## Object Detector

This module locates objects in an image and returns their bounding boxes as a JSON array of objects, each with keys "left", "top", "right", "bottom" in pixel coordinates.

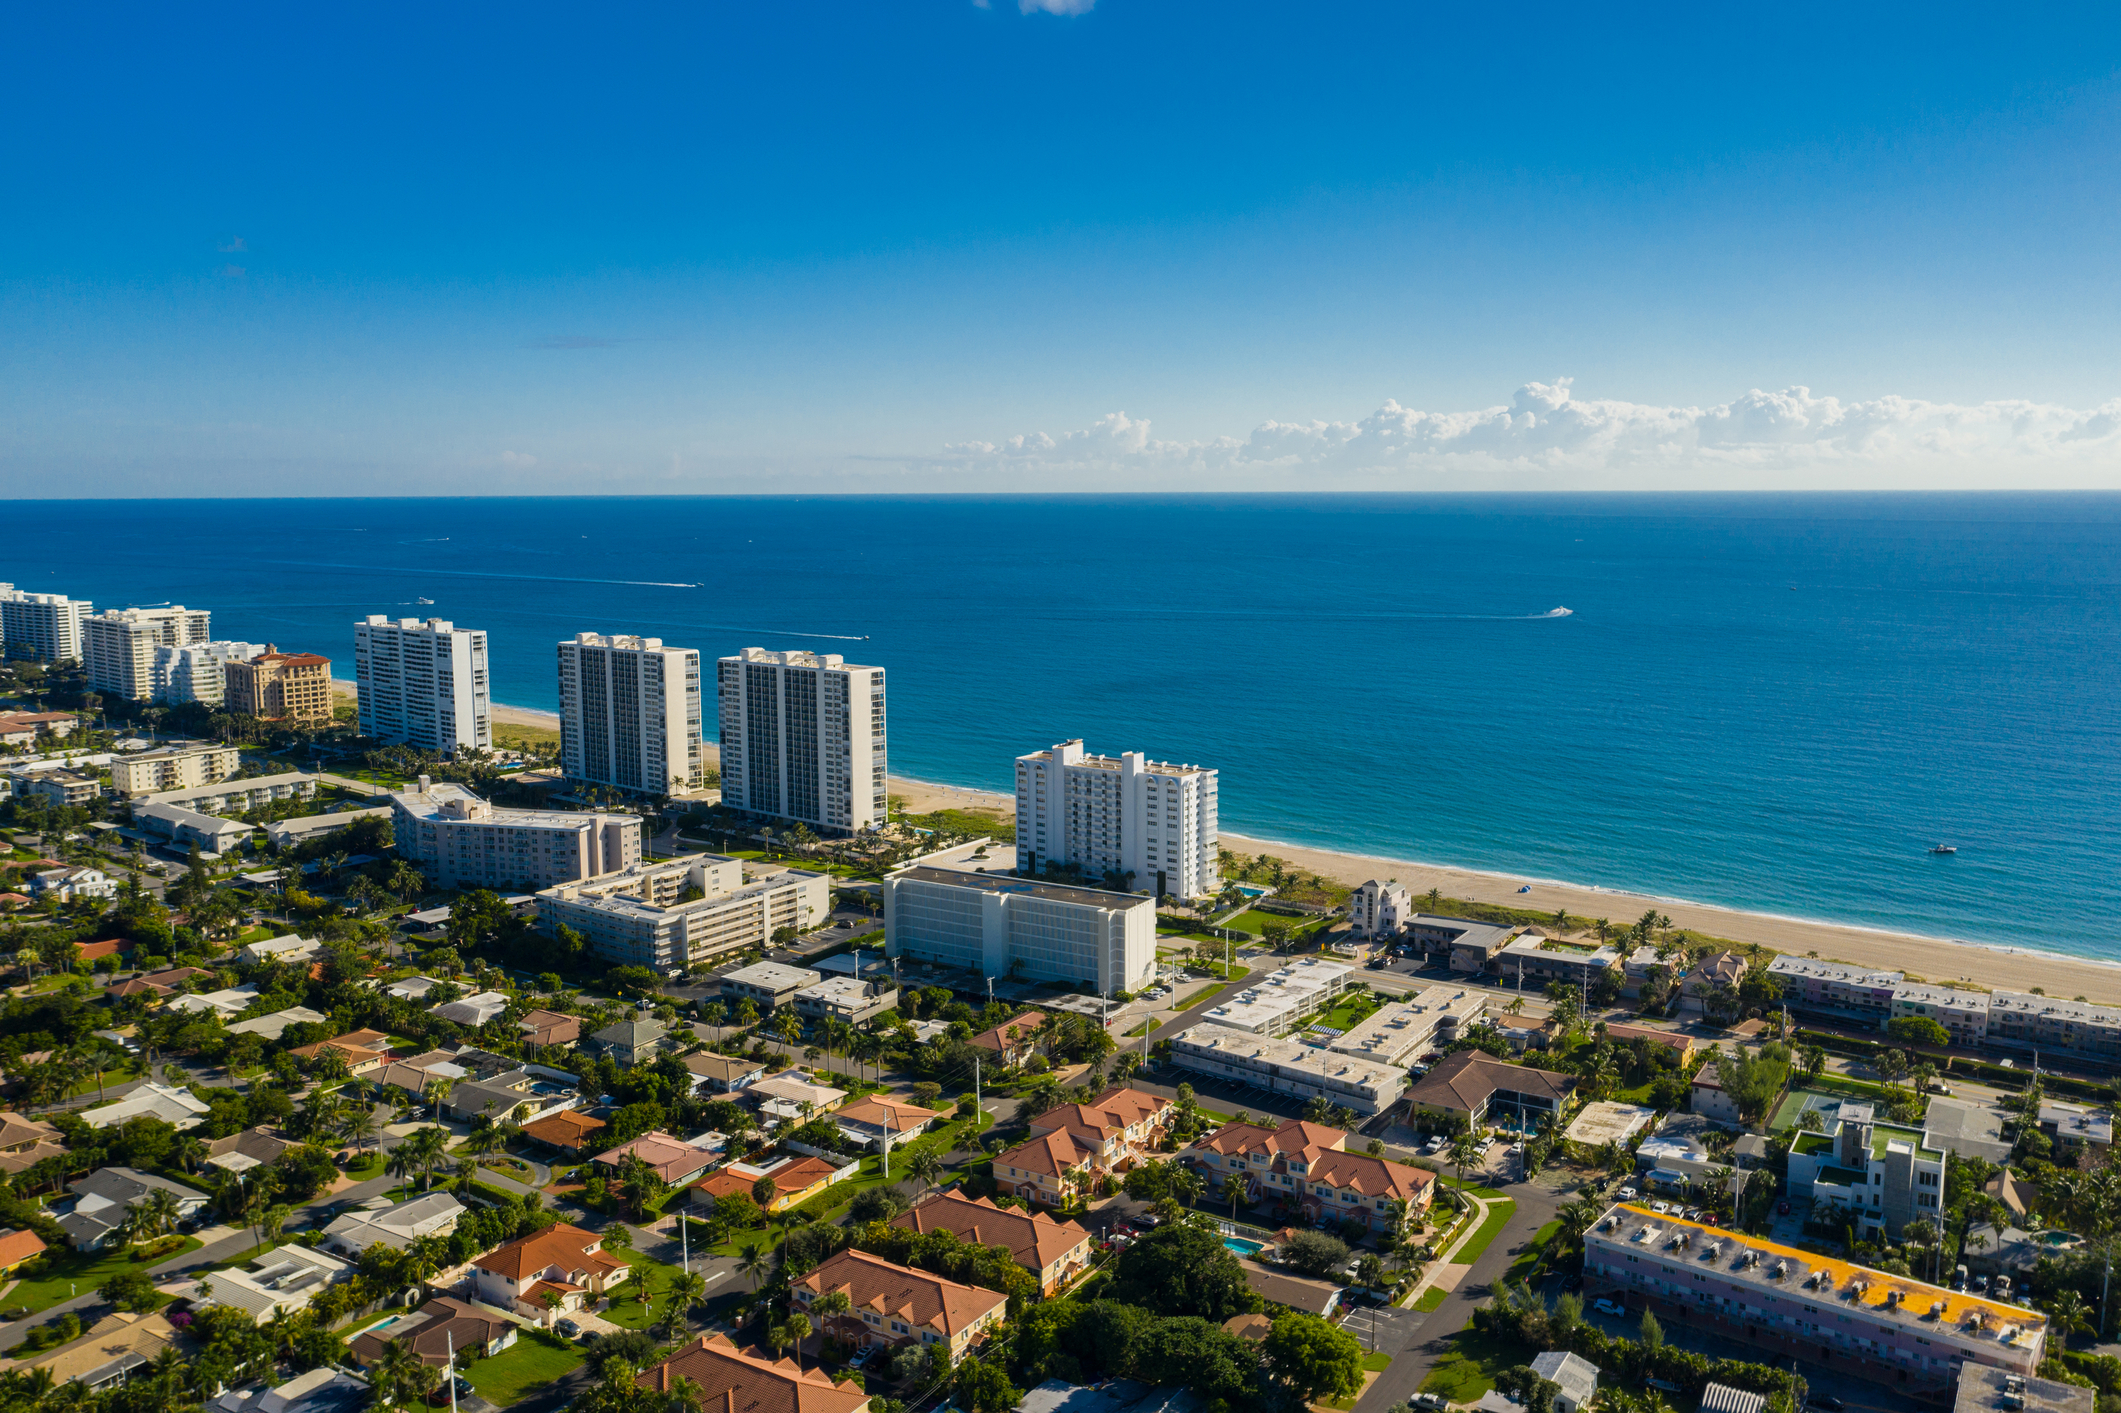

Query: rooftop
[{"left": 892, "top": 865, "right": 1156, "bottom": 910}]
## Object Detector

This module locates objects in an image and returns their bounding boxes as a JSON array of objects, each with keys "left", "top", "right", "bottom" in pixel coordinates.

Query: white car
[
  {"left": 1616, "top": 1186, "right": 1638, "bottom": 1199},
  {"left": 1650, "top": 1200, "right": 1671, "bottom": 1214},
  {"left": 1592, "top": 1298, "right": 1627, "bottom": 1318}
]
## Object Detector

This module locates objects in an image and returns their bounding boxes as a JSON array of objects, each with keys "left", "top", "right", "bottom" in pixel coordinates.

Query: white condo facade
[
  {"left": 1349, "top": 879, "right": 1414, "bottom": 938},
  {"left": 390, "top": 777, "right": 639, "bottom": 890},
  {"left": 0, "top": 585, "right": 92, "bottom": 664},
  {"left": 537, "top": 855, "right": 832, "bottom": 975},
  {"left": 112, "top": 744, "right": 244, "bottom": 799},
  {"left": 716, "top": 647, "right": 886, "bottom": 832},
  {"left": 84, "top": 606, "right": 214, "bottom": 701},
  {"left": 153, "top": 640, "right": 265, "bottom": 707},
  {"left": 558, "top": 633, "right": 703, "bottom": 794},
  {"left": 884, "top": 864, "right": 1156, "bottom": 995},
  {"left": 357, "top": 616, "right": 491, "bottom": 755},
  {"left": 1014, "top": 739, "right": 1218, "bottom": 900}
]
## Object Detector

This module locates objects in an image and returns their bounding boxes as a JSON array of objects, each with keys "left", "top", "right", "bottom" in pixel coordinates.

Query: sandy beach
[
  {"left": 332, "top": 681, "right": 560, "bottom": 730},
  {"left": 330, "top": 679, "right": 2121, "bottom": 1003}
]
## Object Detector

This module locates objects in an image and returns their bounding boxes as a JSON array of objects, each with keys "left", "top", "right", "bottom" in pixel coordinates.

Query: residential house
[
  {"left": 446, "top": 1069, "right": 573, "bottom": 1125},
  {"left": 968, "top": 1011, "right": 1049, "bottom": 1067},
  {"left": 587, "top": 1016, "right": 668, "bottom": 1066},
  {"left": 635, "top": 1334, "right": 870, "bottom": 1413},
  {"left": 2037, "top": 1102, "right": 2113, "bottom": 1155},
  {"left": 835, "top": 1095, "right": 942, "bottom": 1151},
  {"left": 382, "top": 974, "right": 446, "bottom": 1000},
  {"left": 29, "top": 865, "right": 116, "bottom": 903},
  {"left": 324, "top": 1192, "right": 467, "bottom": 1255},
  {"left": 1530, "top": 1352, "right": 1600, "bottom": 1413},
  {"left": 196, "top": 1246, "right": 351, "bottom": 1318},
  {"left": 471, "top": 1222, "right": 631, "bottom": 1323},
  {"left": 697, "top": 1153, "right": 841, "bottom": 1213},
  {"left": 81, "top": 1082, "right": 211, "bottom": 1132},
  {"left": 993, "top": 1086, "right": 1174, "bottom": 1207},
  {"left": 521, "top": 1110, "right": 609, "bottom": 1153},
  {"left": 237, "top": 934, "right": 320, "bottom": 967},
  {"left": 22, "top": 1309, "right": 180, "bottom": 1392},
  {"left": 1180, "top": 1117, "right": 1434, "bottom": 1234},
  {"left": 215, "top": 1367, "right": 374, "bottom": 1413},
  {"left": 890, "top": 1191, "right": 1093, "bottom": 1294},
  {"left": 742, "top": 1072, "right": 846, "bottom": 1123},
  {"left": 518, "top": 1009, "right": 581, "bottom": 1050},
  {"left": 289, "top": 1028, "right": 395, "bottom": 1074},
  {"left": 1347, "top": 878, "right": 1414, "bottom": 939},
  {"left": 1404, "top": 1051, "right": 1578, "bottom": 1133},
  {"left": 594, "top": 1130, "right": 724, "bottom": 1186},
  {"left": 226, "top": 1006, "right": 329, "bottom": 1041},
  {"left": 794, "top": 1249, "right": 1007, "bottom": 1359},
  {"left": 350, "top": 1295, "right": 519, "bottom": 1369},
  {"left": 59, "top": 1166, "right": 211, "bottom": 1248},
  {"left": 1690, "top": 1064, "right": 1741, "bottom": 1128},
  {"left": 170, "top": 984, "right": 261, "bottom": 1018},
  {"left": 1681, "top": 951, "right": 1749, "bottom": 1010},
  {"left": 73, "top": 938, "right": 132, "bottom": 967},
  {"left": 429, "top": 991, "right": 510, "bottom": 1027},
  {"left": 683, "top": 1051, "right": 767, "bottom": 1094},
  {"left": 1601, "top": 1021, "right": 1696, "bottom": 1066},
  {"left": 0, "top": 1112, "right": 65, "bottom": 1175},
  {"left": 1785, "top": 1101, "right": 1946, "bottom": 1239},
  {"left": 205, "top": 1125, "right": 299, "bottom": 1174},
  {"left": 0, "top": 1227, "right": 46, "bottom": 1276}
]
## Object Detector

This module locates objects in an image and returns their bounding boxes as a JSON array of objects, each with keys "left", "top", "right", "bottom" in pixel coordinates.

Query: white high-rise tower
[
  {"left": 1014, "top": 740, "right": 1219, "bottom": 900},
  {"left": 355, "top": 616, "right": 490, "bottom": 755},
  {"left": 715, "top": 647, "right": 886, "bottom": 832},
  {"left": 85, "top": 606, "right": 213, "bottom": 701},
  {"left": 0, "top": 585, "right": 93, "bottom": 664},
  {"left": 557, "top": 632, "right": 704, "bottom": 794}
]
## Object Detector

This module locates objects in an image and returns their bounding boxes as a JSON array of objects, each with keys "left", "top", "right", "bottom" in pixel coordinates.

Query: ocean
[{"left": 16, "top": 493, "right": 2121, "bottom": 957}]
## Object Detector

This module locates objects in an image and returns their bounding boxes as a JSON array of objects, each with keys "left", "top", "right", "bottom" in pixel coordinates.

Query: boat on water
[
  {"left": 1930, "top": 844, "right": 1958, "bottom": 855},
  {"left": 417, "top": 596, "right": 434, "bottom": 604}
]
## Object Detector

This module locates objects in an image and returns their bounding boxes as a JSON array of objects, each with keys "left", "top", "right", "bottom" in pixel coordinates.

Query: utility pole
[
  {"left": 446, "top": 1331, "right": 458, "bottom": 1413},
  {"left": 682, "top": 1206, "right": 690, "bottom": 1275},
  {"left": 974, "top": 1056, "right": 981, "bottom": 1117}
]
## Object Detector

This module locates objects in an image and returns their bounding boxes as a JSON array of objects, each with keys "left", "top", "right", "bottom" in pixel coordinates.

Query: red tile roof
[
  {"left": 798, "top": 1249, "right": 1005, "bottom": 1339},
  {"left": 889, "top": 1191, "right": 1089, "bottom": 1273},
  {"left": 969, "top": 1011, "right": 1048, "bottom": 1054},
  {"left": 0, "top": 1227, "right": 47, "bottom": 1267},
  {"left": 473, "top": 1222, "right": 627, "bottom": 1282},
  {"left": 638, "top": 1333, "right": 869, "bottom": 1413},
  {"left": 72, "top": 939, "right": 131, "bottom": 960}
]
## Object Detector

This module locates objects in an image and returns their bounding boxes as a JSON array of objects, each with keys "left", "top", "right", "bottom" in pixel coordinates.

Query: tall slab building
[
  {"left": 355, "top": 616, "right": 491, "bottom": 755},
  {"left": 85, "top": 606, "right": 213, "bottom": 700},
  {"left": 0, "top": 585, "right": 94, "bottom": 664},
  {"left": 557, "top": 632, "right": 704, "bottom": 794},
  {"left": 1014, "top": 739, "right": 1219, "bottom": 900},
  {"left": 715, "top": 647, "right": 885, "bottom": 832}
]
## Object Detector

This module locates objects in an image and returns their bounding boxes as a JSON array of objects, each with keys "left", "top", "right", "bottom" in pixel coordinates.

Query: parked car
[
  {"left": 556, "top": 1318, "right": 582, "bottom": 1340},
  {"left": 1649, "top": 1201, "right": 1671, "bottom": 1214},
  {"left": 1682, "top": 1207, "right": 1701, "bottom": 1221},
  {"left": 1561, "top": 1274, "right": 1584, "bottom": 1292},
  {"left": 1415, "top": 1396, "right": 1449, "bottom": 1411},
  {"left": 1703, "top": 1214, "right": 1720, "bottom": 1227},
  {"left": 1592, "top": 1298, "right": 1627, "bottom": 1317},
  {"left": 1135, "top": 1213, "right": 1162, "bottom": 1227},
  {"left": 1809, "top": 1397, "right": 1846, "bottom": 1412},
  {"left": 1617, "top": 1186, "right": 1638, "bottom": 1200},
  {"left": 850, "top": 1346, "right": 876, "bottom": 1370}
]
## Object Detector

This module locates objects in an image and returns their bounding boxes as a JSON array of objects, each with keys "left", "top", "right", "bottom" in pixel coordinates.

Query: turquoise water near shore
[{"left": 17, "top": 493, "right": 2121, "bottom": 956}]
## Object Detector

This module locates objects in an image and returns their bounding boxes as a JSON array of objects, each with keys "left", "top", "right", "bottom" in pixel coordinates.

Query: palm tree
[
  {"left": 783, "top": 1312, "right": 812, "bottom": 1370},
  {"left": 2045, "top": 1289, "right": 2092, "bottom": 1346},
  {"left": 737, "top": 1242, "right": 769, "bottom": 1292},
  {"left": 907, "top": 1148, "right": 944, "bottom": 1190},
  {"left": 1447, "top": 1129, "right": 1483, "bottom": 1206},
  {"left": 1798, "top": 1044, "right": 1828, "bottom": 1086},
  {"left": 1558, "top": 1197, "right": 1601, "bottom": 1253},
  {"left": 340, "top": 1106, "right": 379, "bottom": 1157},
  {"left": 1169, "top": 1164, "right": 1204, "bottom": 1209},
  {"left": 665, "top": 1268, "right": 709, "bottom": 1341}
]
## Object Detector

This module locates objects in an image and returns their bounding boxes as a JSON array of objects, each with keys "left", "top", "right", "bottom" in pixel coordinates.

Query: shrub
[{"left": 1280, "top": 1229, "right": 1350, "bottom": 1278}]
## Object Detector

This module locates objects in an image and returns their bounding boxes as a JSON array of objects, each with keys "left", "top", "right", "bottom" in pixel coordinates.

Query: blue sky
[{"left": 5, "top": 1, "right": 2121, "bottom": 494}]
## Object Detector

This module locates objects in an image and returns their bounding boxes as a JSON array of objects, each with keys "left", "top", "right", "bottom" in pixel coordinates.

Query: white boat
[
  {"left": 417, "top": 597, "right": 435, "bottom": 604},
  {"left": 1930, "top": 844, "right": 1957, "bottom": 855}
]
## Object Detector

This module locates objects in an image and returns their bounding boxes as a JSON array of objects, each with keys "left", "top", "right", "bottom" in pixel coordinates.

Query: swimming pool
[{"left": 1223, "top": 1236, "right": 1265, "bottom": 1256}]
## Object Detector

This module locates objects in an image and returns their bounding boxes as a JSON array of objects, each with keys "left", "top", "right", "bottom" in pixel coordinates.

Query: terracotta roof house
[
  {"left": 636, "top": 1333, "right": 870, "bottom": 1413},
  {"left": 1182, "top": 1117, "right": 1433, "bottom": 1233},
  {"left": 1602, "top": 1022, "right": 1696, "bottom": 1065},
  {"left": 835, "top": 1096, "right": 943, "bottom": 1148},
  {"left": 518, "top": 1009, "right": 581, "bottom": 1049},
  {"left": 0, "top": 1226, "right": 47, "bottom": 1275},
  {"left": 0, "top": 1111, "right": 65, "bottom": 1176},
  {"left": 471, "top": 1222, "right": 630, "bottom": 1323},
  {"left": 890, "top": 1191, "right": 1092, "bottom": 1294},
  {"left": 994, "top": 1085, "right": 1174, "bottom": 1207},
  {"left": 594, "top": 1130, "right": 723, "bottom": 1186},
  {"left": 522, "top": 1109, "right": 609, "bottom": 1153},
  {"left": 1405, "top": 1051, "right": 1578, "bottom": 1131},
  {"left": 350, "top": 1295, "right": 518, "bottom": 1368},
  {"left": 696, "top": 1154, "right": 841, "bottom": 1213},
  {"left": 73, "top": 939, "right": 132, "bottom": 963},
  {"left": 794, "top": 1249, "right": 1006, "bottom": 1360},
  {"left": 289, "top": 1031, "right": 395, "bottom": 1073},
  {"left": 968, "top": 1011, "right": 1048, "bottom": 1067},
  {"left": 106, "top": 977, "right": 170, "bottom": 1001}
]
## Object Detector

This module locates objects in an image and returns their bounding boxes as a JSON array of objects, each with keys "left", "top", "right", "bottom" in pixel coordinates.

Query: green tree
[
  {"left": 1639, "top": 1307, "right": 1664, "bottom": 1350},
  {"left": 954, "top": 1357, "right": 1022, "bottom": 1413},
  {"left": 1263, "top": 1312, "right": 1364, "bottom": 1402},
  {"left": 1887, "top": 1016, "right": 1951, "bottom": 1049},
  {"left": 1109, "top": 1222, "right": 1263, "bottom": 1320}
]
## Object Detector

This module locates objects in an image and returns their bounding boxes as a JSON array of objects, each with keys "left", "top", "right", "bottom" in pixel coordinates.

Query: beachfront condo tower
[
  {"left": 84, "top": 606, "right": 214, "bottom": 701},
  {"left": 557, "top": 632, "right": 705, "bottom": 795},
  {"left": 715, "top": 646, "right": 886, "bottom": 834},
  {"left": 0, "top": 585, "right": 93, "bottom": 664},
  {"left": 1014, "top": 740, "right": 1219, "bottom": 901},
  {"left": 356, "top": 615, "right": 491, "bottom": 756}
]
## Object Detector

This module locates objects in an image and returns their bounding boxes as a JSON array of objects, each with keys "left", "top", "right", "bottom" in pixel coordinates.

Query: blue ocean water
[{"left": 15, "top": 494, "right": 2121, "bottom": 956}]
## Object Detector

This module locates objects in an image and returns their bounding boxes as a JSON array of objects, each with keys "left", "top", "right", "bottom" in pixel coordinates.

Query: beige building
[
  {"left": 226, "top": 648, "right": 334, "bottom": 722},
  {"left": 795, "top": 1249, "right": 1007, "bottom": 1360},
  {"left": 391, "top": 777, "right": 640, "bottom": 891},
  {"left": 536, "top": 855, "right": 831, "bottom": 975},
  {"left": 85, "top": 606, "right": 213, "bottom": 701},
  {"left": 111, "top": 744, "right": 243, "bottom": 799}
]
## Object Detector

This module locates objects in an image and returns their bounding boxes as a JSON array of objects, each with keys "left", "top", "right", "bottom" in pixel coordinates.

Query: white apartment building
[
  {"left": 716, "top": 647, "right": 886, "bottom": 833},
  {"left": 1786, "top": 1101, "right": 1946, "bottom": 1239},
  {"left": 111, "top": 744, "right": 243, "bottom": 798},
  {"left": 1986, "top": 991, "right": 2121, "bottom": 1062},
  {"left": 1584, "top": 1203, "right": 2044, "bottom": 1390},
  {"left": 0, "top": 585, "right": 92, "bottom": 663},
  {"left": 1327, "top": 983, "right": 1487, "bottom": 1067},
  {"left": 1014, "top": 740, "right": 1218, "bottom": 900},
  {"left": 136, "top": 771, "right": 319, "bottom": 815},
  {"left": 1168, "top": 1023, "right": 1409, "bottom": 1116},
  {"left": 1349, "top": 878, "right": 1414, "bottom": 938},
  {"left": 536, "top": 855, "right": 832, "bottom": 974},
  {"left": 391, "top": 777, "right": 639, "bottom": 891},
  {"left": 356, "top": 616, "right": 491, "bottom": 755},
  {"left": 884, "top": 865, "right": 1156, "bottom": 995},
  {"left": 153, "top": 640, "right": 265, "bottom": 707},
  {"left": 1890, "top": 985, "right": 1991, "bottom": 1046},
  {"left": 1195, "top": 957, "right": 1354, "bottom": 1036},
  {"left": 1766, "top": 957, "right": 1904, "bottom": 1022},
  {"left": 85, "top": 606, "right": 213, "bottom": 701},
  {"left": 558, "top": 633, "right": 703, "bottom": 794}
]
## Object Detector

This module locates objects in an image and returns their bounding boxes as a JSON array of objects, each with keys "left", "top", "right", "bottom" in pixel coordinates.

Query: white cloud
[
  {"left": 499, "top": 450, "right": 538, "bottom": 468},
  {"left": 928, "top": 380, "right": 2121, "bottom": 489},
  {"left": 1020, "top": 0, "right": 1094, "bottom": 13}
]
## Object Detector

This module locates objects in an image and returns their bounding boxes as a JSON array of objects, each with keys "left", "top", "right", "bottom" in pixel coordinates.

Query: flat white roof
[{"left": 724, "top": 961, "right": 823, "bottom": 991}]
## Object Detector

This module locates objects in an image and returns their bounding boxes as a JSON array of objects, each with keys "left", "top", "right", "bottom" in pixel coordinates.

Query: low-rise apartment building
[
  {"left": 1327, "top": 984, "right": 1486, "bottom": 1067},
  {"left": 1168, "top": 1022, "right": 1408, "bottom": 1116},
  {"left": 1766, "top": 957, "right": 1904, "bottom": 1023},
  {"left": 1986, "top": 992, "right": 2121, "bottom": 1062},
  {"left": 1409, "top": 914, "right": 1516, "bottom": 970},
  {"left": 720, "top": 961, "right": 824, "bottom": 1010},
  {"left": 137, "top": 771, "right": 319, "bottom": 816},
  {"left": 1497, "top": 933, "right": 1622, "bottom": 989},
  {"left": 1181, "top": 1117, "right": 1434, "bottom": 1233},
  {"left": 225, "top": 647, "right": 334, "bottom": 723},
  {"left": 22, "top": 771, "right": 101, "bottom": 807},
  {"left": 885, "top": 865, "right": 1157, "bottom": 996},
  {"left": 993, "top": 1086, "right": 1173, "bottom": 1206},
  {"left": 1584, "top": 1203, "right": 2046, "bottom": 1390},
  {"left": 1786, "top": 1102, "right": 1946, "bottom": 1239},
  {"left": 111, "top": 744, "right": 242, "bottom": 799},
  {"left": 795, "top": 1249, "right": 1007, "bottom": 1360},
  {"left": 890, "top": 1191, "right": 1093, "bottom": 1295},
  {"left": 535, "top": 854, "right": 829, "bottom": 974},
  {"left": 1348, "top": 879, "right": 1414, "bottom": 939},
  {"left": 1195, "top": 957, "right": 1354, "bottom": 1037},
  {"left": 795, "top": 976, "right": 898, "bottom": 1024},
  {"left": 1405, "top": 1051, "right": 1578, "bottom": 1131},
  {"left": 1891, "top": 985, "right": 1991, "bottom": 1047},
  {"left": 134, "top": 801, "right": 253, "bottom": 854},
  {"left": 392, "top": 777, "right": 639, "bottom": 892}
]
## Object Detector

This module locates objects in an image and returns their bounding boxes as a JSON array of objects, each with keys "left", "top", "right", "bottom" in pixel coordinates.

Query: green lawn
[
  {"left": 1413, "top": 1286, "right": 1449, "bottom": 1312},
  {"left": 1503, "top": 1219, "right": 1562, "bottom": 1283},
  {"left": 1222, "top": 910, "right": 1290, "bottom": 935},
  {"left": 9, "top": 1236, "right": 207, "bottom": 1316},
  {"left": 461, "top": 1330, "right": 585, "bottom": 1405},
  {"left": 596, "top": 1250, "right": 672, "bottom": 1329},
  {"left": 1450, "top": 1199, "right": 1518, "bottom": 1266},
  {"left": 1125, "top": 1019, "right": 1160, "bottom": 1038},
  {"left": 1418, "top": 1321, "right": 1533, "bottom": 1401},
  {"left": 1170, "top": 983, "right": 1222, "bottom": 1010}
]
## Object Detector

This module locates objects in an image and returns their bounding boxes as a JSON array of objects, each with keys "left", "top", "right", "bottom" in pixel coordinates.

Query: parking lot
[{"left": 1337, "top": 1299, "right": 1419, "bottom": 1354}]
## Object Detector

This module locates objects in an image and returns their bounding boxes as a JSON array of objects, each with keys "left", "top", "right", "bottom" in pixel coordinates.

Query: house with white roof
[
  {"left": 429, "top": 991, "right": 510, "bottom": 1026},
  {"left": 324, "top": 1192, "right": 467, "bottom": 1255},
  {"left": 226, "top": 1006, "right": 329, "bottom": 1040},
  {"left": 170, "top": 985, "right": 261, "bottom": 1017},
  {"left": 238, "top": 934, "right": 320, "bottom": 966},
  {"left": 81, "top": 1082, "right": 211, "bottom": 1132},
  {"left": 196, "top": 1245, "right": 351, "bottom": 1318}
]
